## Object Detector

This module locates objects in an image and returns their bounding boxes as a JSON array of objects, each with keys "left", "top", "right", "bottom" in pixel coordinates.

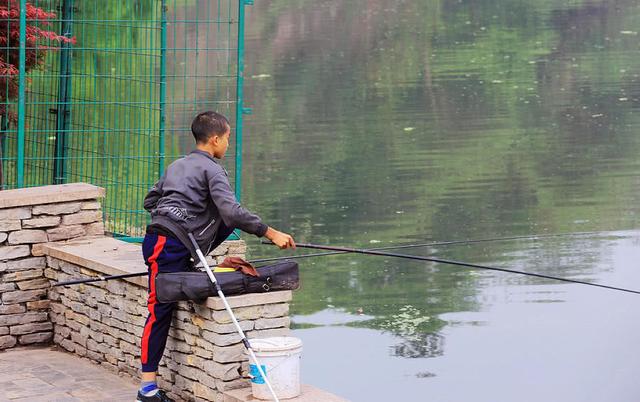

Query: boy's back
[{"left": 144, "top": 149, "right": 267, "bottom": 256}]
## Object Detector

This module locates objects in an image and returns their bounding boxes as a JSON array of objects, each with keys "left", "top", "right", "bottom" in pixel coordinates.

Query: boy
[{"left": 137, "top": 111, "right": 295, "bottom": 402}]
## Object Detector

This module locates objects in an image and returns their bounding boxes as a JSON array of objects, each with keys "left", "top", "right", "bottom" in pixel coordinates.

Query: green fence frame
[{"left": 0, "top": 0, "right": 251, "bottom": 241}]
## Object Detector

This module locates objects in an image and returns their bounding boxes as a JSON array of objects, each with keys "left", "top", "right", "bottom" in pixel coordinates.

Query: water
[{"left": 235, "top": 1, "right": 640, "bottom": 401}]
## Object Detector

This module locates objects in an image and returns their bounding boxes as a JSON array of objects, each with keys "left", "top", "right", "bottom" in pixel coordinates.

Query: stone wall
[
  {"left": 43, "top": 237, "right": 291, "bottom": 402},
  {"left": 0, "top": 183, "right": 105, "bottom": 349}
]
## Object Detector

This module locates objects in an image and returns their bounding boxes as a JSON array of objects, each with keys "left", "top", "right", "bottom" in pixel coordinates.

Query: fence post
[
  {"left": 158, "top": 0, "right": 167, "bottom": 176},
  {"left": 54, "top": 0, "right": 74, "bottom": 184},
  {"left": 17, "top": 0, "right": 26, "bottom": 188},
  {"left": 235, "top": 0, "right": 253, "bottom": 203}
]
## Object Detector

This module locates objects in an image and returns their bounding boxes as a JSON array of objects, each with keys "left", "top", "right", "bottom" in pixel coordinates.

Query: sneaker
[{"left": 136, "top": 389, "right": 174, "bottom": 402}]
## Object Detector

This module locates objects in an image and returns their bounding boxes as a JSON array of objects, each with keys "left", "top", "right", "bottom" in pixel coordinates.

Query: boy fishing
[{"left": 137, "top": 111, "right": 295, "bottom": 402}]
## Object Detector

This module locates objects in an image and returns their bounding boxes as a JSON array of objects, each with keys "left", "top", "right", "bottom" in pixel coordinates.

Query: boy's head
[{"left": 191, "top": 111, "right": 231, "bottom": 158}]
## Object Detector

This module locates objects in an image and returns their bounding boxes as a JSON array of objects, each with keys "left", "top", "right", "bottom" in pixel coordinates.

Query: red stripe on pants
[{"left": 141, "top": 235, "right": 166, "bottom": 365}]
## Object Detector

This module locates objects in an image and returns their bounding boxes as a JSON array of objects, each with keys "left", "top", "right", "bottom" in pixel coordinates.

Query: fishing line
[{"left": 269, "top": 242, "right": 640, "bottom": 295}]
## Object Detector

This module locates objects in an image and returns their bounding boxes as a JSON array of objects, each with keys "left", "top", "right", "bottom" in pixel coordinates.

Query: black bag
[{"left": 155, "top": 260, "right": 299, "bottom": 303}]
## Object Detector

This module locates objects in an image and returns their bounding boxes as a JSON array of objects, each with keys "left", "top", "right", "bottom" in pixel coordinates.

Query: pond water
[{"left": 237, "top": 1, "right": 640, "bottom": 401}]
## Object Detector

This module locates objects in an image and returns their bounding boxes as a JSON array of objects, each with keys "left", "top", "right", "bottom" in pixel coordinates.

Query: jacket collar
[{"left": 190, "top": 149, "right": 219, "bottom": 164}]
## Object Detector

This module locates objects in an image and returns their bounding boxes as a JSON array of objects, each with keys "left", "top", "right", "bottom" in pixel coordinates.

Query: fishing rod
[
  {"left": 267, "top": 242, "right": 640, "bottom": 296},
  {"left": 54, "top": 229, "right": 617, "bottom": 287},
  {"left": 259, "top": 229, "right": 615, "bottom": 261}
]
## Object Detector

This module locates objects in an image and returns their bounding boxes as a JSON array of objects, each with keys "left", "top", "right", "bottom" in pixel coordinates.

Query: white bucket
[{"left": 247, "top": 336, "right": 303, "bottom": 400}]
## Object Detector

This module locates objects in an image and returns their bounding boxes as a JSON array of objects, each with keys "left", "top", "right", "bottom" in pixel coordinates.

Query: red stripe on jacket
[{"left": 141, "top": 235, "right": 166, "bottom": 365}]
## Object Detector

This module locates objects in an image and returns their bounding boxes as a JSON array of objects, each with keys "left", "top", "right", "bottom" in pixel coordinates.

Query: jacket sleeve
[
  {"left": 208, "top": 171, "right": 268, "bottom": 237},
  {"left": 143, "top": 176, "right": 165, "bottom": 212}
]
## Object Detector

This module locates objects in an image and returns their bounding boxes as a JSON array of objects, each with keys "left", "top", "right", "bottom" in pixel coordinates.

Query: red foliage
[{"left": 0, "top": 1, "right": 75, "bottom": 117}]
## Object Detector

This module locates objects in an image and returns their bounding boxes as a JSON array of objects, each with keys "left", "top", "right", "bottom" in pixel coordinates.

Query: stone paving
[{"left": 0, "top": 346, "right": 139, "bottom": 402}]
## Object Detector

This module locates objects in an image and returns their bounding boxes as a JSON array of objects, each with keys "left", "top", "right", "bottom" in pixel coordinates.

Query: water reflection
[{"left": 237, "top": 1, "right": 640, "bottom": 400}]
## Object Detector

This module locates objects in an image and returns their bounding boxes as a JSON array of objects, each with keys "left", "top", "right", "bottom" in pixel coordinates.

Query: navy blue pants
[{"left": 140, "top": 233, "right": 191, "bottom": 372}]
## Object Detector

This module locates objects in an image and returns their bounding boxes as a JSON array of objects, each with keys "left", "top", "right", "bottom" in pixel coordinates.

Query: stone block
[
  {"left": 31, "top": 243, "right": 47, "bottom": 256},
  {"left": 203, "top": 360, "right": 241, "bottom": 381},
  {"left": 66, "top": 310, "right": 90, "bottom": 326},
  {"left": 46, "top": 225, "right": 86, "bottom": 241},
  {"left": 71, "top": 331, "right": 87, "bottom": 347},
  {"left": 201, "top": 330, "right": 242, "bottom": 347},
  {"left": 0, "top": 335, "right": 17, "bottom": 349},
  {"left": 211, "top": 343, "right": 246, "bottom": 363},
  {"left": 81, "top": 201, "right": 101, "bottom": 210},
  {"left": 75, "top": 344, "right": 87, "bottom": 357},
  {"left": 22, "top": 216, "right": 61, "bottom": 228},
  {"left": 61, "top": 210, "right": 102, "bottom": 225},
  {"left": 215, "top": 377, "right": 250, "bottom": 392},
  {"left": 6, "top": 256, "right": 46, "bottom": 271},
  {"left": 50, "top": 302, "right": 65, "bottom": 314},
  {"left": 87, "top": 350, "right": 103, "bottom": 361},
  {"left": 203, "top": 319, "right": 254, "bottom": 335},
  {"left": 54, "top": 325, "right": 71, "bottom": 338},
  {"left": 119, "top": 340, "right": 137, "bottom": 355},
  {"left": 2, "top": 288, "right": 47, "bottom": 304},
  {"left": 261, "top": 303, "right": 290, "bottom": 318},
  {"left": 0, "top": 207, "right": 31, "bottom": 220},
  {"left": 193, "top": 383, "right": 220, "bottom": 402},
  {"left": 27, "top": 299, "right": 51, "bottom": 310},
  {"left": 0, "top": 282, "right": 16, "bottom": 292},
  {"left": 247, "top": 327, "right": 290, "bottom": 339},
  {"left": 0, "top": 326, "right": 7, "bottom": 335},
  {"left": 105, "top": 280, "right": 126, "bottom": 296},
  {"left": 211, "top": 306, "right": 263, "bottom": 324},
  {"left": 3, "top": 269, "right": 44, "bottom": 282},
  {"left": 0, "top": 220, "right": 21, "bottom": 231},
  {"left": 44, "top": 268, "right": 58, "bottom": 279},
  {"left": 254, "top": 316, "right": 290, "bottom": 330},
  {"left": 19, "top": 331, "right": 52, "bottom": 345},
  {"left": 2, "top": 311, "right": 48, "bottom": 326},
  {"left": 0, "top": 304, "right": 24, "bottom": 314},
  {"left": 0, "top": 245, "right": 31, "bottom": 261},
  {"left": 33, "top": 202, "right": 81, "bottom": 215},
  {"left": 84, "top": 222, "right": 105, "bottom": 236},
  {"left": 50, "top": 313, "right": 66, "bottom": 326},
  {"left": 10, "top": 321, "right": 53, "bottom": 335},
  {"left": 60, "top": 338, "right": 75, "bottom": 352},
  {"left": 65, "top": 319, "right": 82, "bottom": 332},
  {"left": 8, "top": 229, "right": 48, "bottom": 245},
  {"left": 88, "top": 308, "right": 101, "bottom": 321},
  {"left": 17, "top": 278, "right": 50, "bottom": 290},
  {"left": 59, "top": 261, "right": 80, "bottom": 275},
  {"left": 0, "top": 233, "right": 7, "bottom": 243},
  {"left": 206, "top": 290, "right": 292, "bottom": 310}
]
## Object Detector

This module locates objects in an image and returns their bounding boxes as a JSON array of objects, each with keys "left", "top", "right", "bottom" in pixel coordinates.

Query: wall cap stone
[
  {"left": 223, "top": 384, "right": 349, "bottom": 402},
  {"left": 0, "top": 183, "right": 105, "bottom": 209}
]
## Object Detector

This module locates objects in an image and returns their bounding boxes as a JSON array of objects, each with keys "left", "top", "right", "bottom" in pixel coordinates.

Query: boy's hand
[{"left": 265, "top": 227, "right": 296, "bottom": 249}]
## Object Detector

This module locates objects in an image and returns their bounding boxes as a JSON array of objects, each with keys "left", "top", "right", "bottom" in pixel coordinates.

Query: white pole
[{"left": 188, "top": 234, "right": 280, "bottom": 401}]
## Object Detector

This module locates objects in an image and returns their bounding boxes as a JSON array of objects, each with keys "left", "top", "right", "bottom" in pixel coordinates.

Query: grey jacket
[{"left": 144, "top": 150, "right": 268, "bottom": 257}]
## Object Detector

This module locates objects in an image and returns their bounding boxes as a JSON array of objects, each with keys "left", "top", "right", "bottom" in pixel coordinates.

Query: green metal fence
[{"left": 0, "top": 0, "right": 250, "bottom": 240}]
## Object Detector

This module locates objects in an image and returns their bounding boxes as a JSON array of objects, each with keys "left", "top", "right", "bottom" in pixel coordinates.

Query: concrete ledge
[
  {"left": 42, "top": 236, "right": 147, "bottom": 287},
  {"left": 42, "top": 237, "right": 293, "bottom": 306},
  {"left": 223, "top": 384, "right": 349, "bottom": 402},
  {"left": 0, "top": 183, "right": 105, "bottom": 209}
]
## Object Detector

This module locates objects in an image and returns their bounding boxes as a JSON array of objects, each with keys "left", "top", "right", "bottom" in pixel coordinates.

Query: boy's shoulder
[{"left": 169, "top": 150, "right": 226, "bottom": 177}]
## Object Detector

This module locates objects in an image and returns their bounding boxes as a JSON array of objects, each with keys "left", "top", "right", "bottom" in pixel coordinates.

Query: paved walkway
[{"left": 0, "top": 346, "right": 139, "bottom": 402}]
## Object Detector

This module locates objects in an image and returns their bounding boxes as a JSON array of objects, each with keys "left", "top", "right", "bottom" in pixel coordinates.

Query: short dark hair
[{"left": 191, "top": 111, "right": 230, "bottom": 143}]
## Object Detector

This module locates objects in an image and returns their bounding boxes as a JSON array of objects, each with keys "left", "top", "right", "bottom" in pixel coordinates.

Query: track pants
[{"left": 140, "top": 233, "right": 191, "bottom": 372}]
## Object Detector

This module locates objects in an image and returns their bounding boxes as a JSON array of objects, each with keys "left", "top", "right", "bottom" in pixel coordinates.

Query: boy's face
[{"left": 211, "top": 125, "right": 231, "bottom": 159}]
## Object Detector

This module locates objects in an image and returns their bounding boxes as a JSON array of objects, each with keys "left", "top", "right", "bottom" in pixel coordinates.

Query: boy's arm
[
  {"left": 143, "top": 176, "right": 165, "bottom": 212},
  {"left": 208, "top": 172, "right": 268, "bottom": 236}
]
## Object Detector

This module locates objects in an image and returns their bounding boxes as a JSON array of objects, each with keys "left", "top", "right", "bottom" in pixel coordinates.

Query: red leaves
[{"left": 0, "top": 1, "right": 75, "bottom": 105}]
